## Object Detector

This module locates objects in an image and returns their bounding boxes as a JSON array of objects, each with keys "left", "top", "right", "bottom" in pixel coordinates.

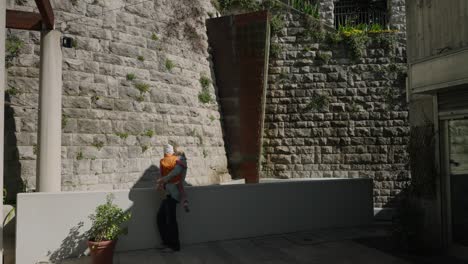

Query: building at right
[{"left": 406, "top": 0, "right": 468, "bottom": 258}]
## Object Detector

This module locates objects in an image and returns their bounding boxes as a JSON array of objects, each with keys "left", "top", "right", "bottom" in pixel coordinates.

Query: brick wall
[
  {"left": 5, "top": 0, "right": 230, "bottom": 197},
  {"left": 261, "top": 5, "right": 409, "bottom": 207}
]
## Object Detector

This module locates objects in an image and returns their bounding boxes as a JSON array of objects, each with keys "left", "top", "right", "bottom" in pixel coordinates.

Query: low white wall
[{"left": 16, "top": 179, "right": 373, "bottom": 264}]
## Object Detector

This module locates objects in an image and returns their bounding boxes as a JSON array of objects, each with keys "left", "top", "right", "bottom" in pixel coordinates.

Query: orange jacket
[{"left": 160, "top": 154, "right": 182, "bottom": 183}]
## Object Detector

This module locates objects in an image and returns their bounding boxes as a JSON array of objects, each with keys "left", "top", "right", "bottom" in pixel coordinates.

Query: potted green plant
[{"left": 87, "top": 194, "right": 131, "bottom": 264}]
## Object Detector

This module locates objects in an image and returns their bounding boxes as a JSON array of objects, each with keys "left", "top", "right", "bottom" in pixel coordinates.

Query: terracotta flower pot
[{"left": 87, "top": 240, "right": 117, "bottom": 264}]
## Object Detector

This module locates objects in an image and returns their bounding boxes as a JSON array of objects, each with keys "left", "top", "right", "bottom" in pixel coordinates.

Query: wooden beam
[
  {"left": 6, "top": 10, "right": 42, "bottom": 31},
  {"left": 34, "top": 0, "right": 54, "bottom": 29}
]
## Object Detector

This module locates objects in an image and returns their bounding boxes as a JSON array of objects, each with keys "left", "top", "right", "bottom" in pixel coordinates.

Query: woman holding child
[{"left": 156, "top": 144, "right": 189, "bottom": 252}]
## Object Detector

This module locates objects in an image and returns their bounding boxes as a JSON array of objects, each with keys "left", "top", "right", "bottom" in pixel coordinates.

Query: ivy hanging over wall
[{"left": 327, "top": 23, "right": 399, "bottom": 60}]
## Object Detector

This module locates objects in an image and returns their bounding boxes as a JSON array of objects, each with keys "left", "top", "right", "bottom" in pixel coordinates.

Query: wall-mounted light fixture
[{"left": 62, "top": 36, "right": 74, "bottom": 48}]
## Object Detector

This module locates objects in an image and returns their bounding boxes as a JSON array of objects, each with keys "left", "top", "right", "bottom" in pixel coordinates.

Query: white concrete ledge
[{"left": 16, "top": 178, "right": 372, "bottom": 264}]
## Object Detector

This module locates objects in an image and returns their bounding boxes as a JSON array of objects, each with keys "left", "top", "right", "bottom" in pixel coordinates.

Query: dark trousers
[{"left": 157, "top": 195, "right": 180, "bottom": 251}]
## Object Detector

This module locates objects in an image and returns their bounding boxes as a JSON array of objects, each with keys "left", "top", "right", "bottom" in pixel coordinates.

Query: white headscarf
[{"left": 164, "top": 144, "right": 174, "bottom": 155}]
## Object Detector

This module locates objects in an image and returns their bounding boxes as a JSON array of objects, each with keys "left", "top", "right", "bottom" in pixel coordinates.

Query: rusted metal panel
[
  {"left": 207, "top": 11, "right": 270, "bottom": 183},
  {"left": 6, "top": 10, "right": 42, "bottom": 31}
]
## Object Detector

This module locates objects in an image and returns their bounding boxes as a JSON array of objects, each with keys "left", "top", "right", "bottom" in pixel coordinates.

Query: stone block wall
[
  {"left": 5, "top": 0, "right": 230, "bottom": 196},
  {"left": 261, "top": 2, "right": 409, "bottom": 207}
]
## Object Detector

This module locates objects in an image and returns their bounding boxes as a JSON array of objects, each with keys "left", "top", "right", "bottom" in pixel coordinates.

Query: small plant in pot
[{"left": 87, "top": 193, "right": 131, "bottom": 264}]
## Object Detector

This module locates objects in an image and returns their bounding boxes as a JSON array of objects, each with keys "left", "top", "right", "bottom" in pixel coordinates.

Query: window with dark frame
[{"left": 334, "top": 0, "right": 389, "bottom": 29}]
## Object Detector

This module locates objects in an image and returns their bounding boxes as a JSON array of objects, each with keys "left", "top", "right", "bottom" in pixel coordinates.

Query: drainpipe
[
  {"left": 36, "top": 29, "right": 62, "bottom": 192},
  {"left": 0, "top": 1, "right": 6, "bottom": 262}
]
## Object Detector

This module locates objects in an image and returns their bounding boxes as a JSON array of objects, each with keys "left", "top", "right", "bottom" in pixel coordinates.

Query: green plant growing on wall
[
  {"left": 137, "top": 55, "right": 145, "bottom": 62},
  {"left": 33, "top": 144, "right": 38, "bottom": 155},
  {"left": 143, "top": 130, "right": 154, "bottom": 137},
  {"left": 375, "top": 33, "right": 397, "bottom": 53},
  {"left": 76, "top": 151, "right": 84, "bottom": 160},
  {"left": 6, "top": 35, "right": 24, "bottom": 67},
  {"left": 126, "top": 73, "right": 136, "bottom": 81},
  {"left": 151, "top": 33, "right": 159, "bottom": 41},
  {"left": 200, "top": 76, "right": 211, "bottom": 89},
  {"left": 326, "top": 31, "right": 343, "bottom": 45},
  {"left": 291, "top": 0, "right": 320, "bottom": 18},
  {"left": 198, "top": 89, "right": 213, "bottom": 104},
  {"left": 304, "top": 94, "right": 329, "bottom": 112},
  {"left": 92, "top": 141, "right": 104, "bottom": 150},
  {"left": 278, "top": 71, "right": 288, "bottom": 81},
  {"left": 142, "top": 145, "right": 149, "bottom": 153},
  {"left": 269, "top": 43, "right": 282, "bottom": 58},
  {"left": 345, "top": 31, "right": 369, "bottom": 60},
  {"left": 136, "top": 95, "right": 145, "bottom": 102},
  {"left": 333, "top": 23, "right": 398, "bottom": 60},
  {"left": 270, "top": 15, "right": 284, "bottom": 35},
  {"left": 382, "top": 87, "right": 405, "bottom": 110},
  {"left": 316, "top": 52, "right": 332, "bottom": 65},
  {"left": 134, "top": 82, "right": 150, "bottom": 94},
  {"left": 301, "top": 16, "right": 325, "bottom": 42},
  {"left": 211, "top": 0, "right": 221, "bottom": 11},
  {"left": 209, "top": 115, "right": 216, "bottom": 122},
  {"left": 348, "top": 102, "right": 361, "bottom": 112},
  {"left": 71, "top": 39, "right": 78, "bottom": 48},
  {"left": 199, "top": 75, "right": 213, "bottom": 104},
  {"left": 115, "top": 132, "right": 129, "bottom": 139},
  {"left": 5, "top": 87, "right": 19, "bottom": 96},
  {"left": 62, "top": 113, "right": 69, "bottom": 129},
  {"left": 188, "top": 128, "right": 196, "bottom": 137},
  {"left": 218, "top": 0, "right": 260, "bottom": 13},
  {"left": 91, "top": 95, "right": 100, "bottom": 103},
  {"left": 165, "top": 59, "right": 175, "bottom": 72}
]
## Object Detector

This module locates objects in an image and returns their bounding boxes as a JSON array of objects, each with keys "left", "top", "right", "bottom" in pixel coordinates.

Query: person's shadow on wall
[{"left": 46, "top": 164, "right": 162, "bottom": 262}]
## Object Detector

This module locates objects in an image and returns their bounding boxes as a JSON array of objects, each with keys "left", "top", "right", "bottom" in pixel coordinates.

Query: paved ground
[{"left": 63, "top": 225, "right": 467, "bottom": 264}]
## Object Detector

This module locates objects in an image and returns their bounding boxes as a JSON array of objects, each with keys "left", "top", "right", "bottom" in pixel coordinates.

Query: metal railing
[{"left": 334, "top": 0, "right": 388, "bottom": 28}]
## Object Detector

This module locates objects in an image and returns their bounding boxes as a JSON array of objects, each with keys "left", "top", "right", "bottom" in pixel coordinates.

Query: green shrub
[
  {"left": 126, "top": 73, "right": 136, "bottom": 81},
  {"left": 88, "top": 194, "right": 131, "bottom": 242},
  {"left": 137, "top": 55, "right": 145, "bottom": 62},
  {"left": 151, "top": 33, "right": 159, "bottom": 41}
]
